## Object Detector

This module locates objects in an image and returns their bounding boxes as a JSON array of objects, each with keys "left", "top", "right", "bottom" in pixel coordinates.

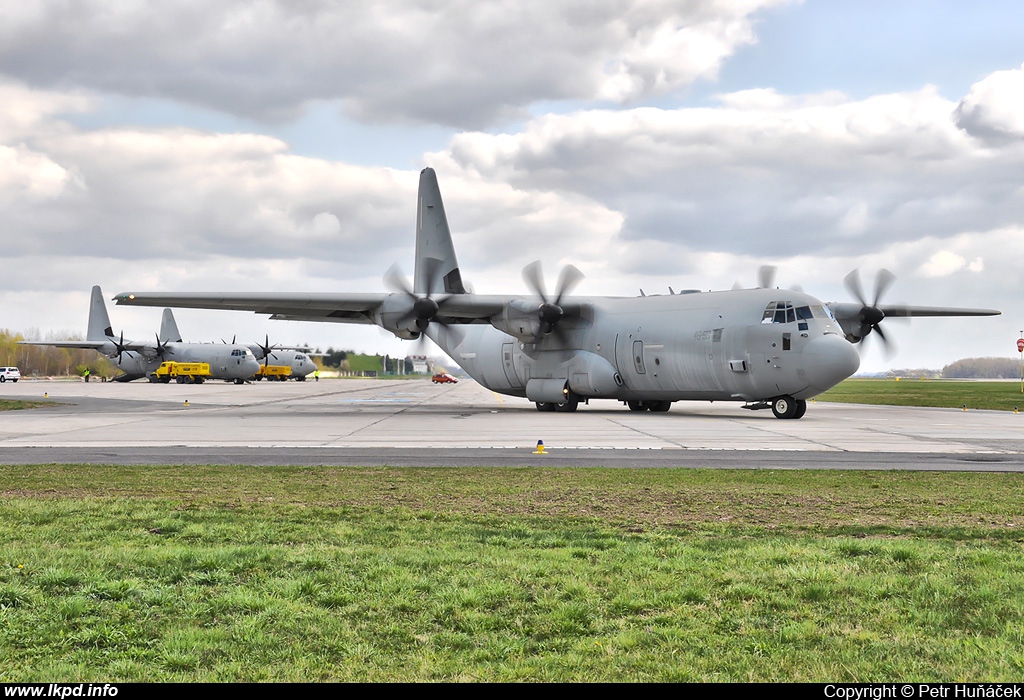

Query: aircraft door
[
  {"left": 631, "top": 340, "right": 646, "bottom": 374},
  {"left": 500, "top": 342, "right": 523, "bottom": 389}
]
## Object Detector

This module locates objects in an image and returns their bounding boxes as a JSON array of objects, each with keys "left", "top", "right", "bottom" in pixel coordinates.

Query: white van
[{"left": 0, "top": 367, "right": 21, "bottom": 383}]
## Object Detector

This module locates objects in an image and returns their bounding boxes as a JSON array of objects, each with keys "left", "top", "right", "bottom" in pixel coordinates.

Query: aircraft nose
[{"left": 803, "top": 333, "right": 860, "bottom": 392}]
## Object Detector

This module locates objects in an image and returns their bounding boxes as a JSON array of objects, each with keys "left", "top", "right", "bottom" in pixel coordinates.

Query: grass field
[
  {"left": 3, "top": 465, "right": 1024, "bottom": 682},
  {"left": 817, "top": 378, "right": 1024, "bottom": 411},
  {"left": 3, "top": 379, "right": 1023, "bottom": 681}
]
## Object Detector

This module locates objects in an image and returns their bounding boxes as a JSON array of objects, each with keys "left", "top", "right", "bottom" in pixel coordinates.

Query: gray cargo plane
[
  {"left": 21, "top": 286, "right": 260, "bottom": 383},
  {"left": 249, "top": 337, "right": 317, "bottom": 381},
  {"left": 114, "top": 168, "right": 1000, "bottom": 418}
]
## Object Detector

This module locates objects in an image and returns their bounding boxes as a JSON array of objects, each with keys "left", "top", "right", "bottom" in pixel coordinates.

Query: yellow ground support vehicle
[
  {"left": 149, "top": 361, "right": 212, "bottom": 384},
  {"left": 253, "top": 364, "right": 292, "bottom": 381}
]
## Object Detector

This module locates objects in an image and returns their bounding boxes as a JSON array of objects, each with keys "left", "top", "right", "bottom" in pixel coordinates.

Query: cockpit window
[{"left": 762, "top": 302, "right": 831, "bottom": 324}]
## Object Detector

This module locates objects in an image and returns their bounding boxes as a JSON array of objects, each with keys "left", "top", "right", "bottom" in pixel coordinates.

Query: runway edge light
[{"left": 534, "top": 440, "right": 546, "bottom": 454}]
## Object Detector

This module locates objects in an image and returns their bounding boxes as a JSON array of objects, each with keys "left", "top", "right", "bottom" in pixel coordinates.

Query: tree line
[
  {"left": 940, "top": 357, "right": 1023, "bottom": 379},
  {"left": 0, "top": 329, "right": 115, "bottom": 378}
]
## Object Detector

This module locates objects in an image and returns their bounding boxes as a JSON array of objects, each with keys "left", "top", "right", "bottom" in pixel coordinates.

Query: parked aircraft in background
[
  {"left": 249, "top": 337, "right": 317, "bottom": 381},
  {"left": 20, "top": 286, "right": 260, "bottom": 383},
  {"left": 114, "top": 168, "right": 1000, "bottom": 418}
]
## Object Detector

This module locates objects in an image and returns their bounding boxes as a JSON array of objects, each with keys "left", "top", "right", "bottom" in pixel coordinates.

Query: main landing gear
[
  {"left": 626, "top": 400, "right": 672, "bottom": 412},
  {"left": 535, "top": 397, "right": 580, "bottom": 412}
]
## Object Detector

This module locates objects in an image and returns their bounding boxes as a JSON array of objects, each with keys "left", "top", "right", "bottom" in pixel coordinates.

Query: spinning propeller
[
  {"left": 838, "top": 268, "right": 906, "bottom": 356},
  {"left": 384, "top": 259, "right": 453, "bottom": 340},
  {"left": 733, "top": 265, "right": 802, "bottom": 292},
  {"left": 522, "top": 260, "right": 584, "bottom": 339}
]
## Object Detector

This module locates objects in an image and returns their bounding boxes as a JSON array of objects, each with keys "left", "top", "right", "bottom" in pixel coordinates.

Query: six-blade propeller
[{"left": 522, "top": 260, "right": 583, "bottom": 338}]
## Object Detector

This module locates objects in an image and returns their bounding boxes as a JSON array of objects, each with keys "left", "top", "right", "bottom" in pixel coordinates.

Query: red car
[{"left": 431, "top": 373, "right": 458, "bottom": 384}]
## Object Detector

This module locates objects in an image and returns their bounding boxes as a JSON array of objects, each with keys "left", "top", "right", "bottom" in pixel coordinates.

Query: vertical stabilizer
[
  {"left": 414, "top": 168, "right": 466, "bottom": 295},
  {"left": 87, "top": 285, "right": 115, "bottom": 341},
  {"left": 159, "top": 308, "right": 183, "bottom": 343}
]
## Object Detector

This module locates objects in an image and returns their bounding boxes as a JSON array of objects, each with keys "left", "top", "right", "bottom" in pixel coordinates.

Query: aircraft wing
[
  {"left": 112, "top": 291, "right": 511, "bottom": 324},
  {"left": 114, "top": 292, "right": 388, "bottom": 324},
  {"left": 17, "top": 339, "right": 155, "bottom": 353},
  {"left": 827, "top": 303, "right": 1001, "bottom": 319},
  {"left": 18, "top": 340, "right": 111, "bottom": 350},
  {"left": 875, "top": 305, "right": 1001, "bottom": 318}
]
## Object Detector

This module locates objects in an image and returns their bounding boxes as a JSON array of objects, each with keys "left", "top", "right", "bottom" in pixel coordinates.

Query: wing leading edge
[{"left": 112, "top": 291, "right": 510, "bottom": 325}]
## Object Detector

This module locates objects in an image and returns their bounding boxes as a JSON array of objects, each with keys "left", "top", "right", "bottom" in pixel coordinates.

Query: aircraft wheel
[
  {"left": 649, "top": 400, "right": 672, "bottom": 412},
  {"left": 297, "top": 376, "right": 306, "bottom": 382},
  {"left": 771, "top": 395, "right": 798, "bottom": 419},
  {"left": 555, "top": 399, "right": 579, "bottom": 412},
  {"left": 535, "top": 402, "right": 557, "bottom": 412},
  {"left": 627, "top": 401, "right": 646, "bottom": 411},
  {"left": 793, "top": 399, "right": 807, "bottom": 419}
]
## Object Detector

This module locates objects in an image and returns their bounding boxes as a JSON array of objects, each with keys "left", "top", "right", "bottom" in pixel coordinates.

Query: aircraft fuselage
[
  {"left": 106, "top": 342, "right": 260, "bottom": 382},
  {"left": 434, "top": 287, "right": 860, "bottom": 408}
]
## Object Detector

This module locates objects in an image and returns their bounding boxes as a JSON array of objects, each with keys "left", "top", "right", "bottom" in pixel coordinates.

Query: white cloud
[
  {"left": 955, "top": 62, "right": 1024, "bottom": 143},
  {"left": 919, "top": 251, "right": 970, "bottom": 278},
  {"left": 0, "top": 0, "right": 793, "bottom": 129}
]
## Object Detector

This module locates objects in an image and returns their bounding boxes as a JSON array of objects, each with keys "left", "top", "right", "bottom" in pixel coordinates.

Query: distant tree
[
  {"left": 942, "top": 357, "right": 1020, "bottom": 379},
  {"left": 321, "top": 347, "right": 349, "bottom": 368}
]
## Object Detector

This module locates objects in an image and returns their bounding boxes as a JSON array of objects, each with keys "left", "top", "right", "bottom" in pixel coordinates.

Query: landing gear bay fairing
[{"left": 114, "top": 169, "right": 1000, "bottom": 418}]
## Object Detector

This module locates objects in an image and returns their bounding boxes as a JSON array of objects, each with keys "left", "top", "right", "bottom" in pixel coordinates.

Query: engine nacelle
[
  {"left": 488, "top": 298, "right": 546, "bottom": 343},
  {"left": 372, "top": 294, "right": 421, "bottom": 340}
]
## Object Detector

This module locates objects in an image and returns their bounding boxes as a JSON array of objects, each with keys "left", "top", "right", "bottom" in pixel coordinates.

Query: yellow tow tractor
[
  {"left": 149, "top": 361, "right": 211, "bottom": 384},
  {"left": 253, "top": 364, "right": 292, "bottom": 381}
]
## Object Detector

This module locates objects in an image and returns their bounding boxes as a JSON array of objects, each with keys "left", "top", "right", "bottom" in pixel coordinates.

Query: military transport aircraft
[
  {"left": 113, "top": 168, "right": 1000, "bottom": 418},
  {"left": 249, "top": 337, "right": 317, "bottom": 381},
  {"left": 21, "top": 286, "right": 261, "bottom": 383}
]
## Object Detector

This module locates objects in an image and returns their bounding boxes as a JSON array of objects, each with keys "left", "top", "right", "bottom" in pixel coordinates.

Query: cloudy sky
[{"left": 3, "top": 0, "right": 1023, "bottom": 374}]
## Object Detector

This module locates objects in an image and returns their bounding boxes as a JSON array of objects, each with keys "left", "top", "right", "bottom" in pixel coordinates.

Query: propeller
[
  {"left": 842, "top": 268, "right": 899, "bottom": 355},
  {"left": 384, "top": 260, "right": 452, "bottom": 340},
  {"left": 255, "top": 334, "right": 281, "bottom": 367},
  {"left": 522, "top": 260, "right": 584, "bottom": 338},
  {"left": 112, "top": 331, "right": 133, "bottom": 364},
  {"left": 220, "top": 335, "right": 237, "bottom": 344},
  {"left": 154, "top": 334, "right": 171, "bottom": 359},
  {"left": 732, "top": 265, "right": 801, "bottom": 292}
]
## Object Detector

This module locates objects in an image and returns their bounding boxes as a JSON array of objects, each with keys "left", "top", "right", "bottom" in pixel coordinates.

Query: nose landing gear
[{"left": 771, "top": 395, "right": 807, "bottom": 419}]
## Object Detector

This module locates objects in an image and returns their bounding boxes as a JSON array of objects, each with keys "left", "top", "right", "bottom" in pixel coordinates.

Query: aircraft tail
[
  {"left": 159, "top": 308, "right": 182, "bottom": 343},
  {"left": 414, "top": 168, "right": 466, "bottom": 295},
  {"left": 87, "top": 285, "right": 115, "bottom": 341}
]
